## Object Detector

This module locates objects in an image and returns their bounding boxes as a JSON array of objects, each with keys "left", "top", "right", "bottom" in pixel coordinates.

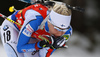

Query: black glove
[
  {"left": 51, "top": 36, "right": 66, "bottom": 49},
  {"left": 40, "top": 40, "right": 50, "bottom": 47},
  {"left": 39, "top": 35, "right": 54, "bottom": 48}
]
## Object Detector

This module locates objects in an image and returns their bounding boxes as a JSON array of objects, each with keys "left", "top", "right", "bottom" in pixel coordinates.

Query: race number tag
[{"left": 22, "top": 24, "right": 34, "bottom": 37}]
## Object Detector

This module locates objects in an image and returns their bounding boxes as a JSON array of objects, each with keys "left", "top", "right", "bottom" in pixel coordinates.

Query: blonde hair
[{"left": 53, "top": 3, "right": 71, "bottom": 16}]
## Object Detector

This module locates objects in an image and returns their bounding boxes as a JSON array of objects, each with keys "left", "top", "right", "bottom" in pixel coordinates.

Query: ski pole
[{"left": 0, "top": 13, "right": 22, "bottom": 26}]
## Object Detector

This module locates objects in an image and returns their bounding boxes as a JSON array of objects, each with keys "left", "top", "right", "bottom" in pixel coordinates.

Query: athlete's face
[{"left": 48, "top": 21, "right": 65, "bottom": 37}]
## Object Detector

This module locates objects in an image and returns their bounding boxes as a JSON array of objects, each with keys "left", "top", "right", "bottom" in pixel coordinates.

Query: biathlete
[{"left": 0, "top": 1, "right": 72, "bottom": 57}]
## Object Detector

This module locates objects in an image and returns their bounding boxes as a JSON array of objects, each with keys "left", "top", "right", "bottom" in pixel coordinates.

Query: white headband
[{"left": 49, "top": 10, "right": 71, "bottom": 28}]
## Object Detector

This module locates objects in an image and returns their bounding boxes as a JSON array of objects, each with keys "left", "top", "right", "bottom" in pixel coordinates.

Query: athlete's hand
[
  {"left": 51, "top": 36, "right": 66, "bottom": 49},
  {"left": 39, "top": 40, "right": 50, "bottom": 47},
  {"left": 40, "top": 35, "right": 54, "bottom": 48}
]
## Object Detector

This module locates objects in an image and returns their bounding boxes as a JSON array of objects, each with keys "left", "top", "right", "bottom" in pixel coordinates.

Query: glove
[
  {"left": 34, "top": 35, "right": 54, "bottom": 50},
  {"left": 51, "top": 36, "right": 66, "bottom": 49},
  {"left": 40, "top": 35, "right": 54, "bottom": 47},
  {"left": 40, "top": 40, "right": 50, "bottom": 47}
]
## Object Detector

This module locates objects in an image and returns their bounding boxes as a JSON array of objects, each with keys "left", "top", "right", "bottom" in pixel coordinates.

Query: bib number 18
[{"left": 3, "top": 30, "right": 11, "bottom": 43}]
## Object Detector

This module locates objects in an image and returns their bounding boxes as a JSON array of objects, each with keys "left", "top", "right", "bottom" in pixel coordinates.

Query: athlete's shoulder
[{"left": 25, "top": 9, "right": 41, "bottom": 16}]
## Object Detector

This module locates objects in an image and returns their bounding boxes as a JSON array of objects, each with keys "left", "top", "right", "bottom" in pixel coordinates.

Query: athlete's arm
[
  {"left": 17, "top": 19, "right": 42, "bottom": 53},
  {"left": 17, "top": 10, "right": 44, "bottom": 53}
]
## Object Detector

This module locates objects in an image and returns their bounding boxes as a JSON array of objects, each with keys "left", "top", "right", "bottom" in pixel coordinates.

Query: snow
[{"left": 0, "top": 43, "right": 7, "bottom": 57}]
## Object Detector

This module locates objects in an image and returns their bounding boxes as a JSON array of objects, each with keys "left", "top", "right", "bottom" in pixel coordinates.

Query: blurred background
[{"left": 0, "top": 0, "right": 100, "bottom": 57}]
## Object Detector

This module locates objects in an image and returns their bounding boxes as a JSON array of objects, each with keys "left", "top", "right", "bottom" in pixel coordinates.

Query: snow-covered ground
[
  {"left": 0, "top": 43, "right": 8, "bottom": 57},
  {"left": 0, "top": 31, "right": 100, "bottom": 57}
]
